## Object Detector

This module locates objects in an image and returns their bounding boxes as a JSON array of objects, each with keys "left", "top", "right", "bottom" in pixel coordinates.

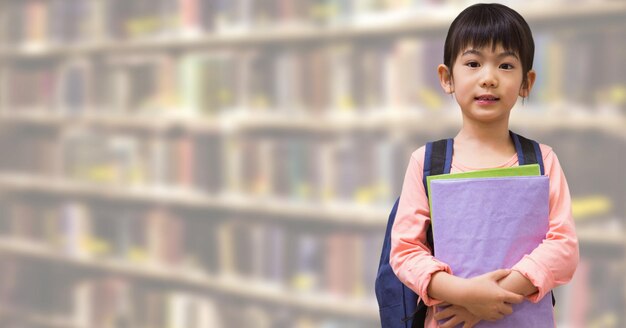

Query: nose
[{"left": 479, "top": 67, "right": 498, "bottom": 88}]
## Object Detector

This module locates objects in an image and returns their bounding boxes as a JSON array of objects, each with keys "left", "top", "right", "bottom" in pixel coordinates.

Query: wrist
[
  {"left": 429, "top": 271, "right": 471, "bottom": 306},
  {"left": 454, "top": 278, "right": 473, "bottom": 306}
]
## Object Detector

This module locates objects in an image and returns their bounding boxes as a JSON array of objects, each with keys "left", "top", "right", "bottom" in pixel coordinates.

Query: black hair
[{"left": 444, "top": 3, "right": 535, "bottom": 89}]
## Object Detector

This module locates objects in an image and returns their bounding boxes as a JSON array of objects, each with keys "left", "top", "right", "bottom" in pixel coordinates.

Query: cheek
[
  {"left": 453, "top": 82, "right": 472, "bottom": 96},
  {"left": 508, "top": 81, "right": 525, "bottom": 95}
]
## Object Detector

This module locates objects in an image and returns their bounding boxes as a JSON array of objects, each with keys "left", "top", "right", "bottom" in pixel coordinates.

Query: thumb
[{"left": 488, "top": 269, "right": 511, "bottom": 280}]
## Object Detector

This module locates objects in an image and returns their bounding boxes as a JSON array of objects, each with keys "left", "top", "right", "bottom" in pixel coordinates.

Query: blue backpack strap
[
  {"left": 423, "top": 138, "right": 454, "bottom": 195},
  {"left": 422, "top": 138, "right": 453, "bottom": 251},
  {"left": 510, "top": 131, "right": 544, "bottom": 175}
]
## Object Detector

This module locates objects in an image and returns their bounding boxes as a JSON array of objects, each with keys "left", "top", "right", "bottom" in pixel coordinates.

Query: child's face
[{"left": 440, "top": 43, "right": 532, "bottom": 125}]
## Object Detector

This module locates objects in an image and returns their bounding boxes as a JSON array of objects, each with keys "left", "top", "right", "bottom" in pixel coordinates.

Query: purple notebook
[{"left": 430, "top": 176, "right": 553, "bottom": 328}]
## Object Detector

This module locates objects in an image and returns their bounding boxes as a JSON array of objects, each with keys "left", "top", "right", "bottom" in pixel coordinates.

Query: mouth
[{"left": 474, "top": 95, "right": 500, "bottom": 101}]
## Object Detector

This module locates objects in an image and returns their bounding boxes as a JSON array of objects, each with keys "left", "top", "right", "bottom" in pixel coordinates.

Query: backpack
[{"left": 375, "top": 131, "right": 551, "bottom": 328}]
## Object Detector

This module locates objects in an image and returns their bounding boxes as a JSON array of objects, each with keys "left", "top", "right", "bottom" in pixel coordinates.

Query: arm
[
  {"left": 510, "top": 147, "right": 579, "bottom": 302},
  {"left": 390, "top": 148, "right": 453, "bottom": 307}
]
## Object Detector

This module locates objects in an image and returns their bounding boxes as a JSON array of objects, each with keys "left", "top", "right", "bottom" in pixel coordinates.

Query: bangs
[
  {"left": 453, "top": 16, "right": 523, "bottom": 57},
  {"left": 443, "top": 3, "right": 534, "bottom": 77}
]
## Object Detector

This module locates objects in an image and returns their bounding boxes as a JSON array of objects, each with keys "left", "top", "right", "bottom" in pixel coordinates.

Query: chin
[{"left": 465, "top": 111, "right": 510, "bottom": 124}]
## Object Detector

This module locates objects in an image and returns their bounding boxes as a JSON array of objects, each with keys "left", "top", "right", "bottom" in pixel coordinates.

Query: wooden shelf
[
  {"left": 2, "top": 173, "right": 622, "bottom": 241},
  {"left": 0, "top": 111, "right": 224, "bottom": 134},
  {"left": 1, "top": 110, "right": 624, "bottom": 137},
  {"left": 0, "top": 109, "right": 458, "bottom": 134},
  {"left": 0, "top": 308, "right": 80, "bottom": 328},
  {"left": 0, "top": 238, "right": 379, "bottom": 322},
  {"left": 510, "top": 110, "right": 626, "bottom": 135},
  {"left": 0, "top": 173, "right": 389, "bottom": 228},
  {"left": 1, "top": 2, "right": 625, "bottom": 58},
  {"left": 577, "top": 228, "right": 626, "bottom": 248}
]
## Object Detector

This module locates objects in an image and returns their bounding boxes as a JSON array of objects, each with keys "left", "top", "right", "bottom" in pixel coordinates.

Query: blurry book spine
[
  {"left": 224, "top": 136, "right": 243, "bottom": 195},
  {"left": 61, "top": 202, "right": 92, "bottom": 258},
  {"left": 214, "top": 0, "right": 254, "bottom": 32},
  {"left": 289, "top": 232, "right": 321, "bottom": 293},
  {"left": 175, "top": 133, "right": 194, "bottom": 189},
  {"left": 192, "top": 135, "right": 224, "bottom": 194},
  {"left": 179, "top": 0, "right": 201, "bottom": 35},
  {"left": 184, "top": 218, "right": 219, "bottom": 274},
  {"left": 323, "top": 232, "right": 367, "bottom": 297},
  {"left": 217, "top": 219, "right": 236, "bottom": 278},
  {"left": 3, "top": 66, "right": 57, "bottom": 112},
  {"left": 301, "top": 48, "right": 330, "bottom": 115},
  {"left": 179, "top": 53, "right": 208, "bottom": 116},
  {"left": 329, "top": 45, "right": 356, "bottom": 113},
  {"left": 25, "top": 0, "right": 48, "bottom": 46},
  {"left": 146, "top": 208, "right": 184, "bottom": 266},
  {"left": 264, "top": 223, "right": 286, "bottom": 285},
  {"left": 57, "top": 59, "right": 92, "bottom": 114},
  {"left": 246, "top": 50, "right": 276, "bottom": 113},
  {"left": 124, "top": 0, "right": 162, "bottom": 39}
]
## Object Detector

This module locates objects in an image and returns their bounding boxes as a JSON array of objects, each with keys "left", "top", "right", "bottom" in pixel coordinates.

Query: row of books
[
  {"left": 0, "top": 246, "right": 621, "bottom": 327},
  {"left": 0, "top": 261, "right": 376, "bottom": 327},
  {"left": 1, "top": 40, "right": 444, "bottom": 116},
  {"left": 0, "top": 129, "right": 408, "bottom": 204},
  {"left": 2, "top": 126, "right": 625, "bottom": 214},
  {"left": 0, "top": 0, "right": 568, "bottom": 45},
  {"left": 0, "top": 199, "right": 383, "bottom": 299},
  {"left": 4, "top": 31, "right": 624, "bottom": 116}
]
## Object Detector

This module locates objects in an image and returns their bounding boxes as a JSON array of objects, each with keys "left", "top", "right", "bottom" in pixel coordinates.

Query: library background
[{"left": 0, "top": 0, "right": 624, "bottom": 327}]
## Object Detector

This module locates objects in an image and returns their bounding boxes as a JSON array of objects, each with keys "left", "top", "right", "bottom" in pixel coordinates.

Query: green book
[{"left": 426, "top": 164, "right": 541, "bottom": 212}]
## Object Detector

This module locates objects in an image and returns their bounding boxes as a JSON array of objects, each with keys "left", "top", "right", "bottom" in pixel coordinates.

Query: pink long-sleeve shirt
[{"left": 390, "top": 143, "right": 579, "bottom": 327}]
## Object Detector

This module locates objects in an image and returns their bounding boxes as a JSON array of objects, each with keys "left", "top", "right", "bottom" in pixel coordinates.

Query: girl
[{"left": 390, "top": 3, "right": 579, "bottom": 328}]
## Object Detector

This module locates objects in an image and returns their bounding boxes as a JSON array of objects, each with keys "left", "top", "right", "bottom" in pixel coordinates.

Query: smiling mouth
[{"left": 475, "top": 96, "right": 500, "bottom": 101}]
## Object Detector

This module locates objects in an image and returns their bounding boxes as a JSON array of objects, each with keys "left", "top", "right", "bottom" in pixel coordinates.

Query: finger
[
  {"left": 440, "top": 316, "right": 464, "bottom": 328},
  {"left": 499, "top": 303, "right": 514, "bottom": 316},
  {"left": 502, "top": 291, "right": 525, "bottom": 304},
  {"left": 434, "top": 307, "right": 456, "bottom": 321}
]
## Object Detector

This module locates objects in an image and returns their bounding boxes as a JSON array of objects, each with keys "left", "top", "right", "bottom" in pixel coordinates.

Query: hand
[
  {"left": 459, "top": 269, "right": 524, "bottom": 321},
  {"left": 434, "top": 303, "right": 480, "bottom": 328}
]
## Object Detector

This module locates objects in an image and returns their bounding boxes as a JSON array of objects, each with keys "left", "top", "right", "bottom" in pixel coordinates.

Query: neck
[
  {"left": 455, "top": 118, "right": 511, "bottom": 146},
  {"left": 452, "top": 118, "right": 517, "bottom": 168}
]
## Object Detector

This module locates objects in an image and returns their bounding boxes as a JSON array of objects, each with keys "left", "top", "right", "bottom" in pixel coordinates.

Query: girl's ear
[
  {"left": 519, "top": 69, "right": 537, "bottom": 98},
  {"left": 438, "top": 64, "right": 454, "bottom": 94}
]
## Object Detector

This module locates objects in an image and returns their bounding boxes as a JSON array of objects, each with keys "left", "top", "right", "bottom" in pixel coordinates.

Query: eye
[
  {"left": 500, "top": 63, "right": 514, "bottom": 70},
  {"left": 466, "top": 61, "right": 480, "bottom": 68}
]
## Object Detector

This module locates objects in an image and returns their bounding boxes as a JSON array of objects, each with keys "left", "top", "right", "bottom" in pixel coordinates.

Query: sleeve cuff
[{"left": 417, "top": 260, "right": 453, "bottom": 306}]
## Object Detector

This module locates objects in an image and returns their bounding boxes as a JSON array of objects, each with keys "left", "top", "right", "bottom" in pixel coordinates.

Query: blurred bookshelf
[{"left": 0, "top": 0, "right": 625, "bottom": 327}]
